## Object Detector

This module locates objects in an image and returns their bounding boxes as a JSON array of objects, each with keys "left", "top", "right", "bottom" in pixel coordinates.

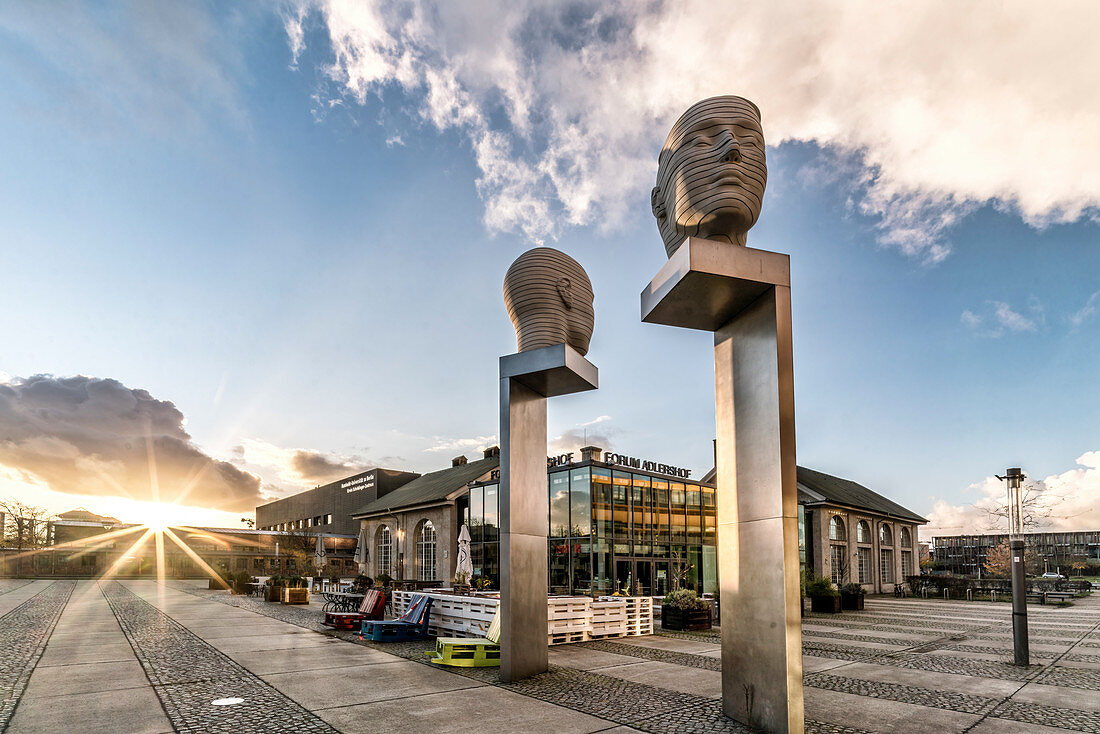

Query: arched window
[
  {"left": 829, "top": 516, "right": 846, "bottom": 541},
  {"left": 417, "top": 520, "right": 437, "bottom": 581},
  {"left": 856, "top": 520, "right": 871, "bottom": 544},
  {"left": 879, "top": 523, "right": 893, "bottom": 545},
  {"left": 376, "top": 525, "right": 392, "bottom": 577},
  {"left": 900, "top": 527, "right": 912, "bottom": 548}
]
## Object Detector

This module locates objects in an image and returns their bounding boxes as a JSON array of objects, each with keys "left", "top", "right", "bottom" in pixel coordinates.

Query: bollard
[
  {"left": 967, "top": 589, "right": 973, "bottom": 601},
  {"left": 944, "top": 589, "right": 950, "bottom": 600},
  {"left": 922, "top": 588, "right": 928, "bottom": 599}
]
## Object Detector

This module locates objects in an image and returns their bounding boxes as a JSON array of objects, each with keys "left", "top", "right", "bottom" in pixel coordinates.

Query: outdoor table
[
  {"left": 321, "top": 591, "right": 365, "bottom": 613},
  {"left": 246, "top": 582, "right": 265, "bottom": 598}
]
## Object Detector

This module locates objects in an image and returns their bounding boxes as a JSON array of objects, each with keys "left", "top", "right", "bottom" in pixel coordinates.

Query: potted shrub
[
  {"left": 661, "top": 589, "right": 712, "bottom": 630},
  {"left": 353, "top": 574, "right": 374, "bottom": 593},
  {"left": 265, "top": 575, "right": 284, "bottom": 602},
  {"left": 282, "top": 576, "right": 309, "bottom": 604},
  {"left": 806, "top": 576, "right": 841, "bottom": 614},
  {"left": 374, "top": 573, "right": 393, "bottom": 590},
  {"left": 839, "top": 582, "right": 865, "bottom": 610}
]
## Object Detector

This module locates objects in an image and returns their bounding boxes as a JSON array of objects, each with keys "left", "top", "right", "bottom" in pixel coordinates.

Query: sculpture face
[
  {"left": 652, "top": 96, "right": 767, "bottom": 257},
  {"left": 503, "top": 247, "right": 595, "bottom": 356}
]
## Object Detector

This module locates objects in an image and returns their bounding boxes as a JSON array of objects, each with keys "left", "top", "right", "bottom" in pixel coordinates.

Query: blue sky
[{"left": 0, "top": 2, "right": 1097, "bottom": 534}]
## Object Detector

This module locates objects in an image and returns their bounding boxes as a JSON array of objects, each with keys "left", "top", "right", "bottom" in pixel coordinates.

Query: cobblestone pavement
[
  {"left": 0, "top": 581, "right": 74, "bottom": 731},
  {"left": 100, "top": 581, "right": 339, "bottom": 734},
  {"left": 175, "top": 583, "right": 1100, "bottom": 733}
]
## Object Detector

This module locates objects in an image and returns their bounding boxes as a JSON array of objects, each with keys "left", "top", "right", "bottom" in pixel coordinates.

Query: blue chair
[{"left": 361, "top": 594, "right": 435, "bottom": 642}]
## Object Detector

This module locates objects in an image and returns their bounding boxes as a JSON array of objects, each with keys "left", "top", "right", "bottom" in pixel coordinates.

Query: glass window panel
[
  {"left": 483, "top": 542, "right": 499, "bottom": 589},
  {"left": 632, "top": 474, "right": 652, "bottom": 557},
  {"left": 880, "top": 548, "right": 894, "bottom": 583},
  {"left": 701, "top": 486, "right": 716, "bottom": 547},
  {"left": 670, "top": 482, "right": 687, "bottom": 545},
  {"left": 592, "top": 468, "right": 613, "bottom": 540},
  {"left": 470, "top": 486, "right": 484, "bottom": 543},
  {"left": 592, "top": 537, "right": 612, "bottom": 595},
  {"left": 612, "top": 471, "right": 632, "bottom": 555},
  {"left": 484, "top": 484, "right": 499, "bottom": 542},
  {"left": 549, "top": 538, "right": 570, "bottom": 594},
  {"left": 570, "top": 468, "right": 592, "bottom": 538},
  {"left": 571, "top": 539, "right": 592, "bottom": 594},
  {"left": 652, "top": 478, "right": 670, "bottom": 557},
  {"left": 550, "top": 471, "right": 570, "bottom": 538},
  {"left": 686, "top": 486, "right": 702, "bottom": 547}
]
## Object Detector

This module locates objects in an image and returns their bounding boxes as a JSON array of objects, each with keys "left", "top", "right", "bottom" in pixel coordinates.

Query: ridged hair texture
[
  {"left": 652, "top": 95, "right": 767, "bottom": 257},
  {"left": 503, "top": 247, "right": 595, "bottom": 356}
]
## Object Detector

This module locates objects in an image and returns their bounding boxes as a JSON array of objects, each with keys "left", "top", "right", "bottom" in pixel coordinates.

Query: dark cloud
[
  {"left": 0, "top": 374, "right": 261, "bottom": 512},
  {"left": 290, "top": 449, "right": 372, "bottom": 485}
]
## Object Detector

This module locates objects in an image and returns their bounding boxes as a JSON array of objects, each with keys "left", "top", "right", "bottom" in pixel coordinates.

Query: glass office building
[{"left": 459, "top": 462, "right": 718, "bottom": 596}]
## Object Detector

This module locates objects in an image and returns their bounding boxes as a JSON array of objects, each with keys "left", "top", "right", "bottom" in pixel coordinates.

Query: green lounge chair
[{"left": 426, "top": 609, "right": 501, "bottom": 668}]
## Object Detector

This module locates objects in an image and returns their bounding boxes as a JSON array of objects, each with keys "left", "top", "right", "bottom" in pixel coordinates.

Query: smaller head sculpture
[
  {"left": 651, "top": 95, "right": 767, "bottom": 257},
  {"left": 503, "top": 247, "right": 595, "bottom": 356}
]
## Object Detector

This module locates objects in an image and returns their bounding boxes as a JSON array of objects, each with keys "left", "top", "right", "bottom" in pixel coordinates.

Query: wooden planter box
[
  {"left": 265, "top": 586, "right": 283, "bottom": 602},
  {"left": 282, "top": 587, "right": 309, "bottom": 605},
  {"left": 840, "top": 592, "right": 865, "bottom": 611},
  {"left": 661, "top": 605, "right": 712, "bottom": 631},
  {"left": 810, "top": 595, "right": 842, "bottom": 614}
]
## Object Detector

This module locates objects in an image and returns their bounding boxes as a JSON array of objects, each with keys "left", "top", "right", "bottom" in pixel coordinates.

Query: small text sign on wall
[{"left": 342, "top": 471, "right": 377, "bottom": 493}]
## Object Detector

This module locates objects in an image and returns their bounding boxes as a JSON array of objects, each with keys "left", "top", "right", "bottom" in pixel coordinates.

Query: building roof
[
  {"left": 352, "top": 456, "right": 500, "bottom": 517},
  {"left": 56, "top": 508, "right": 121, "bottom": 524},
  {"left": 701, "top": 465, "right": 927, "bottom": 524},
  {"left": 796, "top": 467, "right": 926, "bottom": 523}
]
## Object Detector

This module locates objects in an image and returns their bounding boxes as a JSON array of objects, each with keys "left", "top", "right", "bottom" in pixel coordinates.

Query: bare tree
[
  {"left": 0, "top": 498, "right": 53, "bottom": 550},
  {"left": 983, "top": 480, "right": 1062, "bottom": 533}
]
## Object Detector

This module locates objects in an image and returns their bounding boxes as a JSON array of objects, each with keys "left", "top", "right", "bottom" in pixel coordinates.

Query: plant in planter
[
  {"left": 230, "top": 571, "right": 252, "bottom": 595},
  {"left": 374, "top": 573, "right": 393, "bottom": 589},
  {"left": 839, "top": 582, "right": 866, "bottom": 610},
  {"left": 265, "top": 575, "right": 285, "bottom": 602},
  {"left": 352, "top": 574, "right": 374, "bottom": 593},
  {"left": 661, "top": 589, "right": 712, "bottom": 631},
  {"left": 806, "top": 576, "right": 841, "bottom": 614},
  {"left": 473, "top": 576, "right": 492, "bottom": 592},
  {"left": 281, "top": 576, "right": 309, "bottom": 604}
]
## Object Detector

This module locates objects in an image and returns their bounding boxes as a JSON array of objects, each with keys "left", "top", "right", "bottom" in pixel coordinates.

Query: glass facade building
[{"left": 458, "top": 462, "right": 718, "bottom": 596}]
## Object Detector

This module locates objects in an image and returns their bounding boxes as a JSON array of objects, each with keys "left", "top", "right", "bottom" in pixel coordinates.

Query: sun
[{"left": 142, "top": 502, "right": 179, "bottom": 531}]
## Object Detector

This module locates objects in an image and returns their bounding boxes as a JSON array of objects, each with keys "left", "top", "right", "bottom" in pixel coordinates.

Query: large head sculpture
[
  {"left": 503, "top": 247, "right": 595, "bottom": 356},
  {"left": 651, "top": 95, "right": 767, "bottom": 257}
]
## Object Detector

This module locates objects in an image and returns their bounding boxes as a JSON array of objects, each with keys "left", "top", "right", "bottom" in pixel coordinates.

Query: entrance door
[
  {"left": 635, "top": 560, "right": 653, "bottom": 596},
  {"left": 654, "top": 561, "right": 669, "bottom": 596},
  {"left": 615, "top": 558, "right": 632, "bottom": 594}
]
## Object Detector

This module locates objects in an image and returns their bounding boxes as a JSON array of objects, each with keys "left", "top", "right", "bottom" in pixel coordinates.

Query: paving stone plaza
[{"left": 1, "top": 578, "right": 1098, "bottom": 733}]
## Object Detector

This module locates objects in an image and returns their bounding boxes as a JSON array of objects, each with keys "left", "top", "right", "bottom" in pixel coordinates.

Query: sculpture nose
[{"left": 720, "top": 141, "right": 742, "bottom": 164}]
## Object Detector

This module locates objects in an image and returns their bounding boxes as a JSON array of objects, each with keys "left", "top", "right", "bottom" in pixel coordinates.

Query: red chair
[{"left": 323, "top": 588, "right": 386, "bottom": 630}]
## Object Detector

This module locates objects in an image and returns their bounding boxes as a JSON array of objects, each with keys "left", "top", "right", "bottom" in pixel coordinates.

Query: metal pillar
[
  {"left": 997, "top": 466, "right": 1030, "bottom": 667},
  {"left": 499, "top": 344, "right": 597, "bottom": 682},
  {"left": 643, "top": 238, "right": 803, "bottom": 733},
  {"left": 1010, "top": 538, "right": 1029, "bottom": 666}
]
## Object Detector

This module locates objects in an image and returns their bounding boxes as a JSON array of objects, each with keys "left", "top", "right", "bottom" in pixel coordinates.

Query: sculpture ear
[
  {"left": 557, "top": 277, "right": 574, "bottom": 310},
  {"left": 651, "top": 186, "right": 666, "bottom": 220}
]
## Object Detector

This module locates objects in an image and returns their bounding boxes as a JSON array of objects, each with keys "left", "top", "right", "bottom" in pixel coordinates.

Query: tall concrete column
[
  {"left": 499, "top": 344, "right": 597, "bottom": 682},
  {"left": 644, "top": 238, "right": 803, "bottom": 733}
]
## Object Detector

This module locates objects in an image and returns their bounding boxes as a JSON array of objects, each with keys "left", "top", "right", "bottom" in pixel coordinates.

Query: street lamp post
[{"left": 996, "top": 467, "right": 1029, "bottom": 666}]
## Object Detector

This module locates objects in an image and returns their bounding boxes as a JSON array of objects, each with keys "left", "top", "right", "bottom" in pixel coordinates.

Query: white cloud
[
  {"left": 423, "top": 435, "right": 497, "bottom": 455},
  {"left": 961, "top": 299, "right": 1042, "bottom": 337},
  {"left": 923, "top": 451, "right": 1100, "bottom": 539},
  {"left": 235, "top": 438, "right": 372, "bottom": 489},
  {"left": 285, "top": 0, "right": 1100, "bottom": 259},
  {"left": 1070, "top": 291, "right": 1099, "bottom": 327}
]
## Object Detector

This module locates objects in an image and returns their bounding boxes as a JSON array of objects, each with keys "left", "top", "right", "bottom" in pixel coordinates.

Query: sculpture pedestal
[
  {"left": 499, "top": 344, "right": 597, "bottom": 682},
  {"left": 643, "top": 237, "right": 803, "bottom": 734}
]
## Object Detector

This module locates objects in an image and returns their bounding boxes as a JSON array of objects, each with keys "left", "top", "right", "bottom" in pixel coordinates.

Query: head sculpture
[
  {"left": 503, "top": 247, "right": 595, "bottom": 356},
  {"left": 651, "top": 95, "right": 767, "bottom": 257}
]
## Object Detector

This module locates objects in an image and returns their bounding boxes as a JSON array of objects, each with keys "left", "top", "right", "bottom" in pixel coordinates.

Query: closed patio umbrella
[
  {"left": 314, "top": 534, "right": 327, "bottom": 575},
  {"left": 353, "top": 525, "right": 368, "bottom": 573},
  {"left": 456, "top": 524, "right": 473, "bottom": 584}
]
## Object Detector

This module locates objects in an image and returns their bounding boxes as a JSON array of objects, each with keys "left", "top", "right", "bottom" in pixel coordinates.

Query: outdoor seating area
[
  {"left": 360, "top": 594, "right": 435, "bottom": 641},
  {"left": 389, "top": 589, "right": 654, "bottom": 645}
]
